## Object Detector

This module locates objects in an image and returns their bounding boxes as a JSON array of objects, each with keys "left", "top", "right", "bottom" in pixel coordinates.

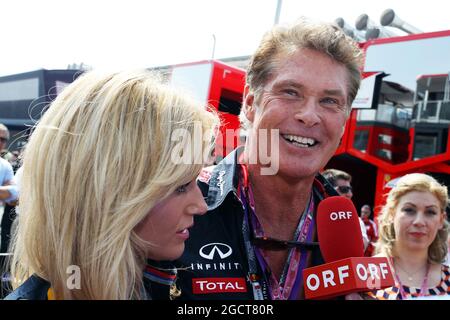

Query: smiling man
[{"left": 147, "top": 19, "right": 363, "bottom": 300}]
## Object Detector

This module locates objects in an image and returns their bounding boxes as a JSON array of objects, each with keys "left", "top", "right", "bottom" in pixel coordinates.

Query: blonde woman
[
  {"left": 4, "top": 70, "right": 217, "bottom": 300},
  {"left": 364, "top": 173, "right": 449, "bottom": 299}
]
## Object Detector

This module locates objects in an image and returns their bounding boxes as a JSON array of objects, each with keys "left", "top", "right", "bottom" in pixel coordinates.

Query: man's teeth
[{"left": 282, "top": 134, "right": 316, "bottom": 147}]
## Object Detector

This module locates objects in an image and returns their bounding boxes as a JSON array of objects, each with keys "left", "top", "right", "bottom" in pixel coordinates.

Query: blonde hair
[
  {"left": 240, "top": 18, "right": 363, "bottom": 128},
  {"left": 376, "top": 173, "right": 449, "bottom": 263},
  {"left": 10, "top": 70, "right": 218, "bottom": 299}
]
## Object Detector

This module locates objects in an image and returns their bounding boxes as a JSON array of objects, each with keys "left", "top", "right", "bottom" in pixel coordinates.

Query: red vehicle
[
  {"left": 165, "top": 59, "right": 246, "bottom": 160},
  {"left": 327, "top": 30, "right": 450, "bottom": 218}
]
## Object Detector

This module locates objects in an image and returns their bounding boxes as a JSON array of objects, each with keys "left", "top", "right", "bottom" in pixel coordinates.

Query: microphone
[
  {"left": 317, "top": 196, "right": 365, "bottom": 261},
  {"left": 303, "top": 196, "right": 394, "bottom": 299}
]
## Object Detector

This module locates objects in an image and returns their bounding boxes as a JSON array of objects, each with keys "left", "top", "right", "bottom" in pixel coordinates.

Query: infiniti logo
[{"left": 199, "top": 243, "right": 233, "bottom": 260}]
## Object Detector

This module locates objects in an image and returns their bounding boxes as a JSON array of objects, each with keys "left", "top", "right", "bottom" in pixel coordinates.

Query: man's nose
[{"left": 293, "top": 98, "right": 321, "bottom": 127}]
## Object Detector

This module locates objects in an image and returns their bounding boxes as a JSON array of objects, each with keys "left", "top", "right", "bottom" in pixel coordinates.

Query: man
[
  {"left": 360, "top": 204, "right": 378, "bottom": 256},
  {"left": 147, "top": 19, "right": 363, "bottom": 300},
  {"left": 322, "top": 168, "right": 370, "bottom": 250},
  {"left": 0, "top": 124, "right": 18, "bottom": 253},
  {"left": 322, "top": 169, "right": 354, "bottom": 199},
  {"left": 0, "top": 124, "right": 10, "bottom": 157}
]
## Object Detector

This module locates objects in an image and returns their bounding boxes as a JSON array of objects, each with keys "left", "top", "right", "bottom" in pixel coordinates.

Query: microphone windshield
[{"left": 317, "top": 196, "right": 364, "bottom": 262}]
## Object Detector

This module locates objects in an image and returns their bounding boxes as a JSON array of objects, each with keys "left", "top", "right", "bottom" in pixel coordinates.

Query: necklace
[
  {"left": 394, "top": 259, "right": 427, "bottom": 282},
  {"left": 390, "top": 257, "right": 430, "bottom": 299}
]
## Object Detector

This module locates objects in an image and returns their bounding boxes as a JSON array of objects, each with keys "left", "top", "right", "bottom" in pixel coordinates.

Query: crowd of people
[{"left": 0, "top": 18, "right": 448, "bottom": 300}]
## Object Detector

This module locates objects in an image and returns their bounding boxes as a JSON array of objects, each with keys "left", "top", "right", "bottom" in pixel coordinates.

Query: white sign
[{"left": 352, "top": 72, "right": 381, "bottom": 109}]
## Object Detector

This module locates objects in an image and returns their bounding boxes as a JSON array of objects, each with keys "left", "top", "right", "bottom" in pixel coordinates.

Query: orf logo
[{"left": 199, "top": 243, "right": 232, "bottom": 260}]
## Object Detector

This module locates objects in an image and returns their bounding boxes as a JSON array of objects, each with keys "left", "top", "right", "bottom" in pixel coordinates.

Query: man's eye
[
  {"left": 320, "top": 97, "right": 340, "bottom": 105},
  {"left": 282, "top": 89, "right": 298, "bottom": 97}
]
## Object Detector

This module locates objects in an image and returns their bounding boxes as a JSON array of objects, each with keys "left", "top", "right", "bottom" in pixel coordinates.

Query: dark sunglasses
[
  {"left": 251, "top": 234, "right": 319, "bottom": 251},
  {"left": 336, "top": 185, "right": 352, "bottom": 194},
  {"left": 248, "top": 218, "right": 319, "bottom": 251},
  {"left": 0, "top": 137, "right": 8, "bottom": 143}
]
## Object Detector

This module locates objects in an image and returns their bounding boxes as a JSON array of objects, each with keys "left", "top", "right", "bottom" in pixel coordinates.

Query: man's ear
[{"left": 243, "top": 85, "right": 255, "bottom": 123}]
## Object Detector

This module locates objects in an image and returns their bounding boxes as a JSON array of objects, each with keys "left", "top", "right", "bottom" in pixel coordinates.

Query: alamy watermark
[
  {"left": 66, "top": 265, "right": 81, "bottom": 290},
  {"left": 170, "top": 121, "right": 280, "bottom": 175}
]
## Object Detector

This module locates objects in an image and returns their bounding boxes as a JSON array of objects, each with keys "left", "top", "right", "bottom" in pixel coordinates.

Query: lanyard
[
  {"left": 390, "top": 257, "right": 430, "bottom": 300},
  {"left": 239, "top": 164, "right": 315, "bottom": 300},
  {"left": 277, "top": 195, "right": 315, "bottom": 300},
  {"left": 242, "top": 205, "right": 268, "bottom": 300}
]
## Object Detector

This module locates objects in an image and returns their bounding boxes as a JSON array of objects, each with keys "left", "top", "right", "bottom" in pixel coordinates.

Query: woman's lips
[
  {"left": 176, "top": 225, "right": 192, "bottom": 240},
  {"left": 409, "top": 232, "right": 426, "bottom": 238}
]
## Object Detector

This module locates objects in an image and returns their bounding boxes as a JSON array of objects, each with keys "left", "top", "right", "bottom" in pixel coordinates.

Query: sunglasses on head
[{"left": 336, "top": 185, "right": 352, "bottom": 194}]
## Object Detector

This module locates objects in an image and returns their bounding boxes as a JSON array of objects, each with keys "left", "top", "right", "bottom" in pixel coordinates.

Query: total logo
[
  {"left": 199, "top": 243, "right": 233, "bottom": 260},
  {"left": 192, "top": 277, "right": 247, "bottom": 294}
]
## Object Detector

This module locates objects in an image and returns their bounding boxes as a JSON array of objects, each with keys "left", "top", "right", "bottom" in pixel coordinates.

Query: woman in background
[
  {"left": 366, "top": 173, "right": 449, "bottom": 299},
  {"left": 5, "top": 70, "right": 217, "bottom": 299}
]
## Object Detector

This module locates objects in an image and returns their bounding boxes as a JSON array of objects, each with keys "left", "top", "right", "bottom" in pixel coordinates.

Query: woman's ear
[
  {"left": 438, "top": 211, "right": 446, "bottom": 229},
  {"left": 243, "top": 85, "right": 255, "bottom": 123}
]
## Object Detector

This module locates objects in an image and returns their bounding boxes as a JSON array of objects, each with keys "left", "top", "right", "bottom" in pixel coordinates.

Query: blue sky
[{"left": 1, "top": 0, "right": 449, "bottom": 76}]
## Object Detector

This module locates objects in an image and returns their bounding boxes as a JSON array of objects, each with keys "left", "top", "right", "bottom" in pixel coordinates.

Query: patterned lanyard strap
[
  {"left": 239, "top": 164, "right": 315, "bottom": 300},
  {"left": 390, "top": 257, "right": 430, "bottom": 300}
]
